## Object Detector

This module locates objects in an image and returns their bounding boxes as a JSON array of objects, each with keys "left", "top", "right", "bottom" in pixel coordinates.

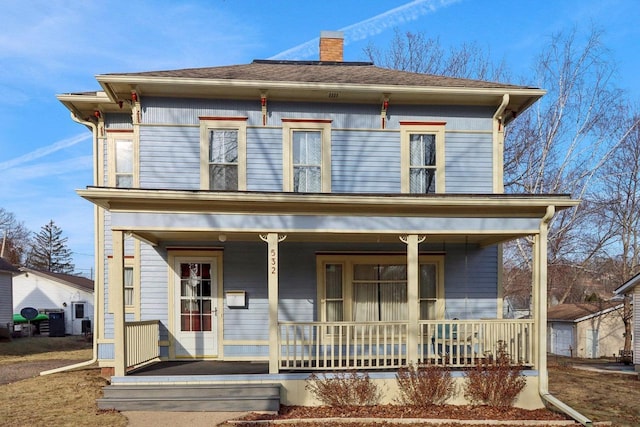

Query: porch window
[
  {"left": 200, "top": 117, "right": 247, "bottom": 191},
  {"left": 353, "top": 264, "right": 407, "bottom": 322},
  {"left": 282, "top": 119, "right": 332, "bottom": 192},
  {"left": 179, "top": 262, "right": 213, "bottom": 332},
  {"left": 319, "top": 255, "right": 444, "bottom": 323},
  {"left": 400, "top": 122, "right": 445, "bottom": 193}
]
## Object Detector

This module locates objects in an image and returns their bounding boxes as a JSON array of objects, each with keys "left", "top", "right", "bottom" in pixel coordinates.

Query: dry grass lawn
[
  {"left": 0, "top": 336, "right": 127, "bottom": 427},
  {"left": 549, "top": 356, "right": 640, "bottom": 427},
  {"left": 1, "top": 337, "right": 638, "bottom": 426}
]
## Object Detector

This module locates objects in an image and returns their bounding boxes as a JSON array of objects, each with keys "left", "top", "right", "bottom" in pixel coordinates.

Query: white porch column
[
  {"left": 112, "top": 230, "right": 127, "bottom": 376},
  {"left": 260, "top": 233, "right": 286, "bottom": 374},
  {"left": 537, "top": 206, "right": 553, "bottom": 391},
  {"left": 401, "top": 234, "right": 425, "bottom": 364}
]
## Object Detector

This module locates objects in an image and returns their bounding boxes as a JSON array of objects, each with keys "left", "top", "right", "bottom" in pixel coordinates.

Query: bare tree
[
  {"left": 591, "top": 113, "right": 640, "bottom": 352},
  {"left": 504, "top": 27, "right": 635, "bottom": 304},
  {"left": 364, "top": 29, "right": 510, "bottom": 82},
  {"left": 0, "top": 207, "right": 31, "bottom": 265}
]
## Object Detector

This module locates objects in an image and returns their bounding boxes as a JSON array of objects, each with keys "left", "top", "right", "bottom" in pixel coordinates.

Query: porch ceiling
[{"left": 129, "top": 229, "right": 532, "bottom": 247}]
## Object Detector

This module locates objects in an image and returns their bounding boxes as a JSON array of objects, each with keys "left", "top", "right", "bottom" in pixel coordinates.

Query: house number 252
[{"left": 270, "top": 249, "right": 277, "bottom": 275}]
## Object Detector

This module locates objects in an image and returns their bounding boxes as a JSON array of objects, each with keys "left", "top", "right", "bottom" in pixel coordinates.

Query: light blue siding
[
  {"left": 445, "top": 133, "right": 493, "bottom": 193},
  {"left": 140, "top": 244, "right": 170, "bottom": 340},
  {"left": 445, "top": 244, "right": 498, "bottom": 319},
  {"left": 142, "top": 97, "right": 263, "bottom": 126},
  {"left": 332, "top": 130, "right": 400, "bottom": 193},
  {"left": 98, "top": 343, "right": 114, "bottom": 360},
  {"left": 139, "top": 127, "right": 200, "bottom": 189},
  {"left": 222, "top": 243, "right": 268, "bottom": 341},
  {"left": 247, "top": 127, "right": 282, "bottom": 191},
  {"left": 224, "top": 345, "right": 269, "bottom": 357},
  {"left": 130, "top": 98, "right": 496, "bottom": 195},
  {"left": 105, "top": 114, "right": 133, "bottom": 129}
]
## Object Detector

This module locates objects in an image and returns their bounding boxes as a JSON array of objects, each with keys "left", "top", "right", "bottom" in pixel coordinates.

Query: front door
[{"left": 174, "top": 257, "right": 218, "bottom": 357}]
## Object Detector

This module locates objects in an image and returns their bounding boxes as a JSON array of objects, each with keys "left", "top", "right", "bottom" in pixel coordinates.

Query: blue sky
[{"left": 1, "top": 0, "right": 639, "bottom": 277}]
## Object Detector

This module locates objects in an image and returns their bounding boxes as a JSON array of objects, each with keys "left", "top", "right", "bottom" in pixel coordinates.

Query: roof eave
[{"left": 96, "top": 74, "right": 545, "bottom": 107}]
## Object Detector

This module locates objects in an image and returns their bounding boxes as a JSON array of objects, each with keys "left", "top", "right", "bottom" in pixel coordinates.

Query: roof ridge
[{"left": 252, "top": 59, "right": 373, "bottom": 66}]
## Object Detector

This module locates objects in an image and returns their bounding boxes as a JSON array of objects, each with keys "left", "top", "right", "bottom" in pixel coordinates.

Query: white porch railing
[
  {"left": 125, "top": 320, "right": 160, "bottom": 369},
  {"left": 419, "top": 319, "right": 534, "bottom": 367},
  {"left": 279, "top": 319, "right": 534, "bottom": 370},
  {"left": 279, "top": 321, "right": 408, "bottom": 370}
]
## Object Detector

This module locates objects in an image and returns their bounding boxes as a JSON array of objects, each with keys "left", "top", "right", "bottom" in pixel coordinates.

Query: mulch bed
[{"left": 238, "top": 404, "right": 569, "bottom": 422}]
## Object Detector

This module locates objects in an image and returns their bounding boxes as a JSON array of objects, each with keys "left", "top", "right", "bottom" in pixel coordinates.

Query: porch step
[{"left": 97, "top": 383, "right": 281, "bottom": 412}]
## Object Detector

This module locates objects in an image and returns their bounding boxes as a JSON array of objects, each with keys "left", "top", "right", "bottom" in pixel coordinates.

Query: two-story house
[{"left": 58, "top": 32, "right": 578, "bottom": 411}]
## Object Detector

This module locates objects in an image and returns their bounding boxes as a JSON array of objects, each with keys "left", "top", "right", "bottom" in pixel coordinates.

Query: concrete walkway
[
  {"left": 571, "top": 361, "right": 637, "bottom": 375},
  {"left": 124, "top": 411, "right": 247, "bottom": 427}
]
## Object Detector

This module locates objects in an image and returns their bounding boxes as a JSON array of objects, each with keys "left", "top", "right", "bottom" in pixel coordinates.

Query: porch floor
[{"left": 130, "top": 360, "right": 269, "bottom": 376}]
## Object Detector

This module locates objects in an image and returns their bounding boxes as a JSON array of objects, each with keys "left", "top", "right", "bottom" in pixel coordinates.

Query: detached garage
[{"left": 547, "top": 302, "right": 624, "bottom": 358}]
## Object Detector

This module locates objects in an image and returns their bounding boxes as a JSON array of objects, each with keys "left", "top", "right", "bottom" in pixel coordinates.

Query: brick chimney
[{"left": 319, "top": 31, "right": 344, "bottom": 62}]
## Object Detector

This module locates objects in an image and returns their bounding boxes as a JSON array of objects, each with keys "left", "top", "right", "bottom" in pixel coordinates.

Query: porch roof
[
  {"left": 79, "top": 187, "right": 578, "bottom": 246},
  {"left": 78, "top": 187, "right": 577, "bottom": 215}
]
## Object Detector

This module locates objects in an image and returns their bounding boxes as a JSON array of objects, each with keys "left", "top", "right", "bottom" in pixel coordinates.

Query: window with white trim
[
  {"left": 318, "top": 255, "right": 444, "bottom": 324},
  {"left": 107, "top": 131, "right": 137, "bottom": 188},
  {"left": 401, "top": 123, "right": 445, "bottom": 193},
  {"left": 200, "top": 118, "right": 247, "bottom": 190},
  {"left": 283, "top": 119, "right": 331, "bottom": 192}
]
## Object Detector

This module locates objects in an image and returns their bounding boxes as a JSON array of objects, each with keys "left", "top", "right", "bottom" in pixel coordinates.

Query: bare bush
[
  {"left": 395, "top": 363, "right": 456, "bottom": 407},
  {"left": 305, "top": 371, "right": 381, "bottom": 407},
  {"left": 463, "top": 344, "right": 526, "bottom": 407}
]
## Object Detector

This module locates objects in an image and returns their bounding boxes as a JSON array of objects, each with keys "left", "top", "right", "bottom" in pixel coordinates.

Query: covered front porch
[{"left": 80, "top": 189, "right": 577, "bottom": 384}]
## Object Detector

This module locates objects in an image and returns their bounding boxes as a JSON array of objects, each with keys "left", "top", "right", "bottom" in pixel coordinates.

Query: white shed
[{"left": 13, "top": 269, "right": 94, "bottom": 336}]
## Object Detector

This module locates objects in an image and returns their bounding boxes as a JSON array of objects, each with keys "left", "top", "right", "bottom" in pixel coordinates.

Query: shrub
[
  {"left": 395, "top": 363, "right": 456, "bottom": 407},
  {"left": 305, "top": 370, "right": 381, "bottom": 407},
  {"left": 463, "top": 344, "right": 526, "bottom": 407}
]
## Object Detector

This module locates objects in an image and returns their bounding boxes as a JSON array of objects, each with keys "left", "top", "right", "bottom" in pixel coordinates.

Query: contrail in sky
[
  {"left": 269, "top": 0, "right": 463, "bottom": 60},
  {"left": 0, "top": 133, "right": 90, "bottom": 171}
]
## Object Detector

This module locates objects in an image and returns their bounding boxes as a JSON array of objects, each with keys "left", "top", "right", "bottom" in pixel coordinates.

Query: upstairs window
[
  {"left": 115, "top": 139, "right": 133, "bottom": 188},
  {"left": 283, "top": 119, "right": 331, "bottom": 192},
  {"left": 293, "top": 130, "right": 322, "bottom": 192},
  {"left": 209, "top": 129, "right": 238, "bottom": 190},
  {"left": 107, "top": 130, "right": 137, "bottom": 188},
  {"left": 200, "top": 117, "right": 247, "bottom": 191},
  {"left": 401, "top": 122, "right": 445, "bottom": 193}
]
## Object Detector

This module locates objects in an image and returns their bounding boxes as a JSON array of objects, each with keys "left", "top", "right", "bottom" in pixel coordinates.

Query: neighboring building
[
  {"left": 13, "top": 269, "right": 94, "bottom": 336},
  {"left": 547, "top": 302, "right": 624, "bottom": 358},
  {"left": 614, "top": 274, "right": 639, "bottom": 371},
  {"left": 57, "top": 31, "right": 578, "bottom": 410},
  {"left": 0, "top": 258, "right": 19, "bottom": 335}
]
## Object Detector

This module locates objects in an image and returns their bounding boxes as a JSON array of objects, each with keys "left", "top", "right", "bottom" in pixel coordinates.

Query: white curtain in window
[
  {"left": 353, "top": 283, "right": 378, "bottom": 322},
  {"left": 124, "top": 267, "right": 134, "bottom": 306}
]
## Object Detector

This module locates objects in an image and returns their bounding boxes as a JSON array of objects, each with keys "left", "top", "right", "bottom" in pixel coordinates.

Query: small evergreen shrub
[
  {"left": 305, "top": 370, "right": 381, "bottom": 407},
  {"left": 463, "top": 344, "right": 526, "bottom": 407},
  {"left": 395, "top": 363, "right": 456, "bottom": 407}
]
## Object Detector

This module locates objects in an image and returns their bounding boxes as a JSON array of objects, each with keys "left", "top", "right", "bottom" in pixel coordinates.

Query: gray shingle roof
[
  {"left": 105, "top": 60, "right": 533, "bottom": 90},
  {"left": 0, "top": 257, "right": 19, "bottom": 273}
]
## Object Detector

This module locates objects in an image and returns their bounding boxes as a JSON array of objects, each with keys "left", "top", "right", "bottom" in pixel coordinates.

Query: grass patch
[
  {"left": 0, "top": 336, "right": 92, "bottom": 365},
  {"left": 0, "top": 369, "right": 127, "bottom": 427},
  {"left": 549, "top": 357, "right": 640, "bottom": 426}
]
